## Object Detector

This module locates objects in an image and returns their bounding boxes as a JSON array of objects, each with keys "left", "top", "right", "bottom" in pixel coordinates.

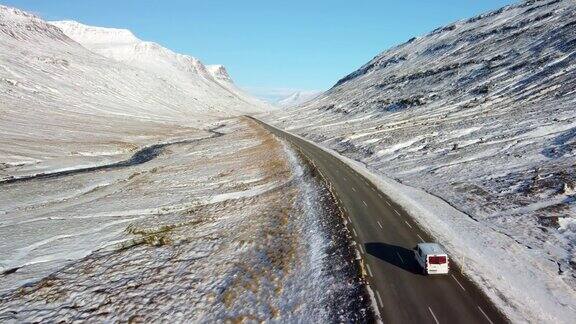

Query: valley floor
[{"left": 0, "top": 117, "right": 371, "bottom": 322}]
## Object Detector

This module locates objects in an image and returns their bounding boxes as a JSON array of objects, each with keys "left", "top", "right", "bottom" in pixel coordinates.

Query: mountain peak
[{"left": 207, "top": 65, "right": 232, "bottom": 83}]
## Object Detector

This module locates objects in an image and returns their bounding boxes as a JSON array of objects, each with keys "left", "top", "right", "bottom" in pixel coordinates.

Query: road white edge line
[
  {"left": 363, "top": 200, "right": 368, "bottom": 207},
  {"left": 376, "top": 291, "right": 384, "bottom": 308},
  {"left": 404, "top": 220, "right": 413, "bottom": 228},
  {"left": 451, "top": 274, "right": 466, "bottom": 291},
  {"left": 377, "top": 221, "right": 383, "bottom": 229},
  {"left": 352, "top": 187, "right": 357, "bottom": 192},
  {"left": 394, "top": 209, "right": 401, "bottom": 216},
  {"left": 353, "top": 228, "right": 358, "bottom": 237},
  {"left": 428, "top": 307, "right": 440, "bottom": 324},
  {"left": 396, "top": 252, "right": 404, "bottom": 264},
  {"left": 477, "top": 306, "right": 494, "bottom": 324},
  {"left": 366, "top": 263, "right": 373, "bottom": 277},
  {"left": 359, "top": 243, "right": 365, "bottom": 254},
  {"left": 417, "top": 234, "right": 425, "bottom": 242},
  {"left": 385, "top": 200, "right": 391, "bottom": 206}
]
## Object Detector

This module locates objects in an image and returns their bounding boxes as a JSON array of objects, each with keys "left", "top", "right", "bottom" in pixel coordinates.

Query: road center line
[
  {"left": 396, "top": 252, "right": 404, "bottom": 264},
  {"left": 377, "top": 221, "right": 383, "bottom": 229},
  {"left": 417, "top": 234, "right": 425, "bottom": 242},
  {"left": 477, "top": 306, "right": 494, "bottom": 324},
  {"left": 428, "top": 307, "right": 440, "bottom": 324},
  {"left": 363, "top": 200, "right": 368, "bottom": 207},
  {"left": 404, "top": 220, "right": 413, "bottom": 228},
  {"left": 376, "top": 291, "right": 384, "bottom": 308},
  {"left": 451, "top": 274, "right": 466, "bottom": 291},
  {"left": 352, "top": 187, "right": 357, "bottom": 192}
]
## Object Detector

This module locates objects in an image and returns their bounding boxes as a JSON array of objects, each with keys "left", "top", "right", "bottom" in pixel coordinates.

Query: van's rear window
[{"left": 428, "top": 256, "right": 447, "bottom": 264}]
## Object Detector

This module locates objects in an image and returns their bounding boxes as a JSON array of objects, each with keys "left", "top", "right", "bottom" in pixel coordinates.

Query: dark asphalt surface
[{"left": 250, "top": 117, "right": 508, "bottom": 324}]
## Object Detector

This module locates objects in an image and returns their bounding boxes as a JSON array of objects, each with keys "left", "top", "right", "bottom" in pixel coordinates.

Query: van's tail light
[{"left": 428, "top": 256, "right": 447, "bottom": 264}]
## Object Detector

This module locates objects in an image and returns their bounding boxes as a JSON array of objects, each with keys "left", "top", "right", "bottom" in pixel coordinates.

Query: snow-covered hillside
[
  {"left": 276, "top": 90, "right": 322, "bottom": 108},
  {"left": 265, "top": 0, "right": 576, "bottom": 322},
  {"left": 0, "top": 6, "right": 268, "bottom": 180},
  {"left": 50, "top": 20, "right": 267, "bottom": 110}
]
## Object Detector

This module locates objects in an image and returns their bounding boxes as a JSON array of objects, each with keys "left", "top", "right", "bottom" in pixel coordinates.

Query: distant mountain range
[{"left": 276, "top": 90, "right": 322, "bottom": 108}]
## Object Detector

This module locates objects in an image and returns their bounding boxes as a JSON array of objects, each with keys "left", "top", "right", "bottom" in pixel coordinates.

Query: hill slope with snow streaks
[{"left": 264, "top": 0, "right": 576, "bottom": 322}]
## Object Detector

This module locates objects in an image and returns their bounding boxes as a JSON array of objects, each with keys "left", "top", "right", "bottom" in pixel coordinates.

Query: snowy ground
[
  {"left": 0, "top": 5, "right": 269, "bottom": 181},
  {"left": 0, "top": 118, "right": 371, "bottom": 322},
  {"left": 263, "top": 0, "right": 576, "bottom": 322}
]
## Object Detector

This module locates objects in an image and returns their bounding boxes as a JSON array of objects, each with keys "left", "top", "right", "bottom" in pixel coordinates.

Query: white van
[{"left": 414, "top": 243, "right": 449, "bottom": 275}]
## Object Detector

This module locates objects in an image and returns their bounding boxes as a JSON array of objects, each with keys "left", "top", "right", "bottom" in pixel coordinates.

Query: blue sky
[{"left": 5, "top": 0, "right": 517, "bottom": 101}]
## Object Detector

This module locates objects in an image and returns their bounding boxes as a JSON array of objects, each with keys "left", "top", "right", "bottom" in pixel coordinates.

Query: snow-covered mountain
[
  {"left": 207, "top": 64, "right": 233, "bottom": 83},
  {"left": 50, "top": 20, "right": 268, "bottom": 110},
  {"left": 276, "top": 90, "right": 322, "bottom": 108},
  {"left": 265, "top": 0, "right": 576, "bottom": 322},
  {"left": 0, "top": 5, "right": 268, "bottom": 179}
]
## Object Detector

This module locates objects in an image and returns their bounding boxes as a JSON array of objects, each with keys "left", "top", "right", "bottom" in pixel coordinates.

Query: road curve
[{"left": 250, "top": 116, "right": 508, "bottom": 324}]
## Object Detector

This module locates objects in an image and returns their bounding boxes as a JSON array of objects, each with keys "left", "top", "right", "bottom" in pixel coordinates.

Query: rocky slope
[{"left": 265, "top": 0, "right": 576, "bottom": 321}]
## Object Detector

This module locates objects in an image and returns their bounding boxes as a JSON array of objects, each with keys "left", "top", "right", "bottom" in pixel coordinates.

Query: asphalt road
[{"left": 250, "top": 117, "right": 508, "bottom": 324}]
